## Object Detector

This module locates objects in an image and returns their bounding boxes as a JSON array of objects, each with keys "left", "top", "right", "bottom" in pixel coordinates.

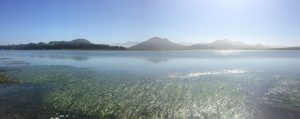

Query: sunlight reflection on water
[
  {"left": 168, "top": 69, "right": 249, "bottom": 79},
  {"left": 214, "top": 50, "right": 241, "bottom": 56},
  {"left": 0, "top": 50, "right": 300, "bottom": 119}
]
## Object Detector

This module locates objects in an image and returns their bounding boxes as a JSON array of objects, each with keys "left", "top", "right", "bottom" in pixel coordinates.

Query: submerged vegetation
[
  {"left": 2, "top": 66, "right": 299, "bottom": 119},
  {"left": 264, "top": 77, "right": 300, "bottom": 110},
  {"left": 0, "top": 72, "right": 19, "bottom": 84},
  {"left": 7, "top": 66, "right": 252, "bottom": 118}
]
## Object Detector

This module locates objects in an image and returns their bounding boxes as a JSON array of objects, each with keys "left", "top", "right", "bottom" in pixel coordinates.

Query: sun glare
[
  {"left": 215, "top": 50, "right": 241, "bottom": 56},
  {"left": 213, "top": 0, "right": 259, "bottom": 10}
]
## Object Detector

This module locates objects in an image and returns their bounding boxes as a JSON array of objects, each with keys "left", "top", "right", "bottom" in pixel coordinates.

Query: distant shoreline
[
  {"left": 1, "top": 49, "right": 300, "bottom": 51},
  {"left": 1, "top": 38, "right": 300, "bottom": 50}
]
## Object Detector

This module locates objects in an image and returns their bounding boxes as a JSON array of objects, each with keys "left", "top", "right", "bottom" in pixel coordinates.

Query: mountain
[
  {"left": 111, "top": 42, "right": 140, "bottom": 48},
  {"left": 129, "top": 37, "right": 185, "bottom": 50},
  {"left": 187, "top": 39, "right": 268, "bottom": 50},
  {"left": 129, "top": 38, "right": 269, "bottom": 50},
  {"left": 49, "top": 38, "right": 92, "bottom": 45},
  {"left": 69, "top": 38, "right": 93, "bottom": 45}
]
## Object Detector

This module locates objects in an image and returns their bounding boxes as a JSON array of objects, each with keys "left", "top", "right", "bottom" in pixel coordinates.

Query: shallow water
[{"left": 0, "top": 50, "right": 300, "bottom": 119}]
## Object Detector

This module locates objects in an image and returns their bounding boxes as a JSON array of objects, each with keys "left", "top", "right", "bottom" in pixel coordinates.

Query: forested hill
[{"left": 0, "top": 39, "right": 126, "bottom": 50}]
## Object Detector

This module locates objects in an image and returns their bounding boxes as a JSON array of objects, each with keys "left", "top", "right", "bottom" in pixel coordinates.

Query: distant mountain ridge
[
  {"left": 49, "top": 38, "right": 92, "bottom": 45},
  {"left": 69, "top": 38, "right": 93, "bottom": 44},
  {"left": 129, "top": 37, "right": 269, "bottom": 50},
  {"left": 1, "top": 37, "right": 299, "bottom": 50},
  {"left": 129, "top": 37, "right": 185, "bottom": 50},
  {"left": 111, "top": 42, "right": 140, "bottom": 48},
  {"left": 187, "top": 39, "right": 268, "bottom": 50}
]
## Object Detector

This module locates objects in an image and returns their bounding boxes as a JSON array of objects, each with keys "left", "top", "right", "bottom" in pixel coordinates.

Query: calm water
[{"left": 0, "top": 50, "right": 300, "bottom": 119}]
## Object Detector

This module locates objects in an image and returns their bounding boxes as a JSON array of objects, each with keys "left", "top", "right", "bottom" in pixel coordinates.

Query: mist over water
[{"left": 0, "top": 50, "right": 300, "bottom": 119}]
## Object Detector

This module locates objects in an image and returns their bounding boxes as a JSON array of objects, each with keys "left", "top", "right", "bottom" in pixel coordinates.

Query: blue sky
[{"left": 0, "top": 0, "right": 300, "bottom": 46}]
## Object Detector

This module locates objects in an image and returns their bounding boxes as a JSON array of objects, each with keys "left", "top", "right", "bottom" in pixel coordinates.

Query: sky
[{"left": 0, "top": 0, "right": 300, "bottom": 46}]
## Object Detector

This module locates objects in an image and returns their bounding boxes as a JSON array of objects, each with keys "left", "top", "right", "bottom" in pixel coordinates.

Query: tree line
[{"left": 0, "top": 42, "right": 126, "bottom": 50}]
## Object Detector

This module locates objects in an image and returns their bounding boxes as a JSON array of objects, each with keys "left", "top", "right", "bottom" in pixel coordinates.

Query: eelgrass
[
  {"left": 0, "top": 73, "right": 19, "bottom": 84},
  {"left": 4, "top": 66, "right": 300, "bottom": 118}
]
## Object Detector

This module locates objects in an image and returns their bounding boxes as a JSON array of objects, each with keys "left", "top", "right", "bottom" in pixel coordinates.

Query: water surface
[{"left": 0, "top": 50, "right": 299, "bottom": 119}]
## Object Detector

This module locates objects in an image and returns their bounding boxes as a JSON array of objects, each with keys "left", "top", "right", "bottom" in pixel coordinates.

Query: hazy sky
[{"left": 1, "top": 0, "right": 300, "bottom": 46}]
